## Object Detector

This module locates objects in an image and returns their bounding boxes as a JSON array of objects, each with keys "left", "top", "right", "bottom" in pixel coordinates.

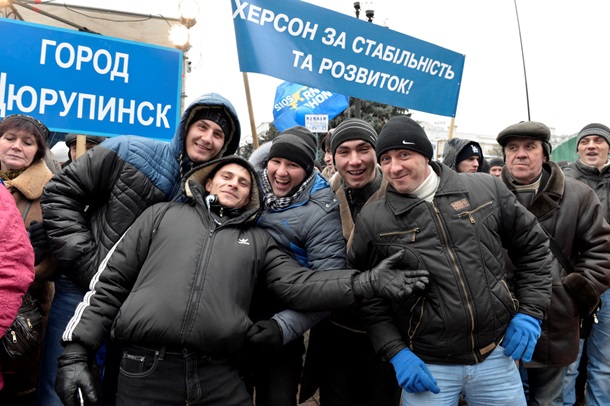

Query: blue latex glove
[
  {"left": 502, "top": 313, "right": 542, "bottom": 362},
  {"left": 390, "top": 348, "right": 440, "bottom": 394}
]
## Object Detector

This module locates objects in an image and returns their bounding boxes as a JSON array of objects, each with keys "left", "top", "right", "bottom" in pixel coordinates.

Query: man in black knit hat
[
  {"left": 351, "top": 115, "right": 554, "bottom": 405},
  {"left": 300, "top": 118, "right": 401, "bottom": 406}
]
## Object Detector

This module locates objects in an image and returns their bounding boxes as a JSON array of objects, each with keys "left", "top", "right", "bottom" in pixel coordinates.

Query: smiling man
[
  {"left": 54, "top": 155, "right": 429, "bottom": 406},
  {"left": 497, "top": 121, "right": 610, "bottom": 405},
  {"left": 246, "top": 126, "right": 346, "bottom": 406},
  {"left": 562, "top": 122, "right": 610, "bottom": 405},
  {"left": 299, "top": 117, "right": 401, "bottom": 406},
  {"left": 353, "top": 115, "right": 554, "bottom": 405}
]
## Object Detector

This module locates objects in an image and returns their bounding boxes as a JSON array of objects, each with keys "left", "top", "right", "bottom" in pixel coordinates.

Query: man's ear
[{"left": 205, "top": 178, "right": 212, "bottom": 193}]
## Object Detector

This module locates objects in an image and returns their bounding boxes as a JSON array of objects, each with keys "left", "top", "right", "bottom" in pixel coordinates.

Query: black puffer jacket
[
  {"left": 62, "top": 157, "right": 365, "bottom": 357},
  {"left": 41, "top": 94, "right": 241, "bottom": 290},
  {"left": 563, "top": 159, "right": 610, "bottom": 222},
  {"left": 352, "top": 162, "right": 552, "bottom": 365}
]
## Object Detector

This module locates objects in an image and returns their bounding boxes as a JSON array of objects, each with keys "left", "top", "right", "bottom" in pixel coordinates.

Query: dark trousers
[
  {"left": 301, "top": 319, "right": 400, "bottom": 406},
  {"left": 524, "top": 366, "right": 568, "bottom": 406},
  {"left": 244, "top": 337, "right": 305, "bottom": 406},
  {"left": 116, "top": 345, "right": 252, "bottom": 406}
]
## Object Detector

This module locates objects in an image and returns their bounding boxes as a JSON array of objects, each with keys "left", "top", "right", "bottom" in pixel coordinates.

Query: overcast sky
[{"left": 71, "top": 0, "right": 610, "bottom": 139}]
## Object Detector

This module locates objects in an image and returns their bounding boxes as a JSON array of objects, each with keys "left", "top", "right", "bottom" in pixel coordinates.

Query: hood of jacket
[
  {"left": 442, "top": 138, "right": 485, "bottom": 172},
  {"left": 175, "top": 93, "right": 241, "bottom": 174}
]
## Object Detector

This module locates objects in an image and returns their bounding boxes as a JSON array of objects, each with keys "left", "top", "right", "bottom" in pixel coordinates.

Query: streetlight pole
[{"left": 352, "top": 2, "right": 374, "bottom": 119}]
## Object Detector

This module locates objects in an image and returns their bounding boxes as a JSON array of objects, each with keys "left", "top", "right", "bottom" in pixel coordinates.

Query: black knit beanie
[
  {"left": 456, "top": 143, "right": 482, "bottom": 166},
  {"left": 497, "top": 121, "right": 552, "bottom": 159},
  {"left": 576, "top": 123, "right": 610, "bottom": 149},
  {"left": 376, "top": 116, "right": 433, "bottom": 161},
  {"left": 331, "top": 118, "right": 378, "bottom": 159},
  {"left": 489, "top": 157, "right": 505, "bottom": 168},
  {"left": 268, "top": 126, "right": 317, "bottom": 174}
]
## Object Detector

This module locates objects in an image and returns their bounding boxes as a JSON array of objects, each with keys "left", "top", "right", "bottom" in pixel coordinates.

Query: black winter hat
[
  {"left": 376, "top": 116, "right": 433, "bottom": 161},
  {"left": 496, "top": 121, "right": 552, "bottom": 159},
  {"left": 65, "top": 133, "right": 107, "bottom": 147},
  {"left": 268, "top": 126, "right": 317, "bottom": 174},
  {"left": 456, "top": 143, "right": 482, "bottom": 166},
  {"left": 576, "top": 123, "right": 610, "bottom": 149},
  {"left": 489, "top": 157, "right": 505, "bottom": 168},
  {"left": 331, "top": 118, "right": 378, "bottom": 159}
]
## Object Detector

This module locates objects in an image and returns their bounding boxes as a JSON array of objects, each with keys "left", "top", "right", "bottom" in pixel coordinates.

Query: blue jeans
[
  {"left": 117, "top": 345, "right": 252, "bottom": 405},
  {"left": 585, "top": 289, "right": 610, "bottom": 405},
  {"left": 401, "top": 346, "right": 526, "bottom": 406},
  {"left": 36, "top": 275, "right": 86, "bottom": 406}
]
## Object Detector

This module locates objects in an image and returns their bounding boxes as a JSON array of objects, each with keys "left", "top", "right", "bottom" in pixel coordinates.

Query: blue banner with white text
[
  {"left": 0, "top": 19, "right": 182, "bottom": 140},
  {"left": 232, "top": 0, "right": 464, "bottom": 117}
]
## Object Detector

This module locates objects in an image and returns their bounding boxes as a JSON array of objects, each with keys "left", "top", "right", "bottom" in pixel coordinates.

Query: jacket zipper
[
  {"left": 181, "top": 210, "right": 216, "bottom": 345},
  {"left": 432, "top": 202, "right": 478, "bottom": 362},
  {"left": 408, "top": 296, "right": 425, "bottom": 349},
  {"left": 457, "top": 201, "right": 494, "bottom": 224},
  {"left": 379, "top": 227, "right": 420, "bottom": 242}
]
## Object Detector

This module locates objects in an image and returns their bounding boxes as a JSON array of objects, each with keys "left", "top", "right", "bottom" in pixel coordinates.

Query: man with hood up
[
  {"left": 54, "top": 155, "right": 430, "bottom": 406},
  {"left": 442, "top": 138, "right": 485, "bottom": 173},
  {"left": 37, "top": 93, "right": 241, "bottom": 405}
]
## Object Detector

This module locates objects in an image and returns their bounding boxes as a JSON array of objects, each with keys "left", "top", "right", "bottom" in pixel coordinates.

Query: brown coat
[
  {"left": 502, "top": 161, "right": 610, "bottom": 367},
  {"left": 2, "top": 159, "right": 55, "bottom": 403}
]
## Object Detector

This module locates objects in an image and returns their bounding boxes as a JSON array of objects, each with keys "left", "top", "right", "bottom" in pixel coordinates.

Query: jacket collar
[
  {"left": 4, "top": 159, "right": 53, "bottom": 200},
  {"left": 501, "top": 160, "right": 564, "bottom": 219}
]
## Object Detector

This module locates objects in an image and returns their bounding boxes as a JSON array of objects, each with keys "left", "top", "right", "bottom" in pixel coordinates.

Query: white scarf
[{"left": 412, "top": 165, "right": 440, "bottom": 202}]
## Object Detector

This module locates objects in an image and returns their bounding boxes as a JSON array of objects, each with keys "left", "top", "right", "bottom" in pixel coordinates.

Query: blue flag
[
  {"left": 273, "top": 82, "right": 349, "bottom": 132},
  {"left": 232, "top": 0, "right": 464, "bottom": 117}
]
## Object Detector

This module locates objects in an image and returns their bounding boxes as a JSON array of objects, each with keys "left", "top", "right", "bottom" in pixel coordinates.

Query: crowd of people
[{"left": 0, "top": 98, "right": 609, "bottom": 406}]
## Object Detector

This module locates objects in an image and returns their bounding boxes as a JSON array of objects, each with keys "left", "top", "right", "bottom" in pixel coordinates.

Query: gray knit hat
[
  {"left": 576, "top": 123, "right": 610, "bottom": 149},
  {"left": 268, "top": 126, "right": 317, "bottom": 174},
  {"left": 497, "top": 121, "right": 552, "bottom": 159},
  {"left": 376, "top": 116, "right": 433, "bottom": 161},
  {"left": 331, "top": 118, "right": 378, "bottom": 159}
]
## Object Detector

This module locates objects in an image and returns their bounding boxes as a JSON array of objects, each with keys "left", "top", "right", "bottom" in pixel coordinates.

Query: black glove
[
  {"left": 28, "top": 220, "right": 49, "bottom": 266},
  {"left": 246, "top": 319, "right": 283, "bottom": 353},
  {"left": 56, "top": 343, "right": 98, "bottom": 406},
  {"left": 353, "top": 251, "right": 429, "bottom": 301}
]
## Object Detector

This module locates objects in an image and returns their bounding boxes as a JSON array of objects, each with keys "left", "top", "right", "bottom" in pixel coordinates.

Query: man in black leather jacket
[{"left": 352, "top": 116, "right": 553, "bottom": 405}]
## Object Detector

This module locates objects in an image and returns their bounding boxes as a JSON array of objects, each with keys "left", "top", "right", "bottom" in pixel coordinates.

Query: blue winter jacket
[{"left": 256, "top": 172, "right": 346, "bottom": 343}]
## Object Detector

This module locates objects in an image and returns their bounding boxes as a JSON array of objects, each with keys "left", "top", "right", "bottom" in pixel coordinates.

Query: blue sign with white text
[
  {"left": 0, "top": 19, "right": 182, "bottom": 140},
  {"left": 232, "top": 0, "right": 465, "bottom": 117}
]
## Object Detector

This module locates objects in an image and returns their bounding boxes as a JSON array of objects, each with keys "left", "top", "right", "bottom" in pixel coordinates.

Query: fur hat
[
  {"left": 330, "top": 118, "right": 378, "bottom": 159},
  {"left": 376, "top": 116, "right": 433, "bottom": 161},
  {"left": 496, "top": 121, "right": 552, "bottom": 159},
  {"left": 576, "top": 123, "right": 610, "bottom": 149},
  {"left": 268, "top": 126, "right": 317, "bottom": 174}
]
